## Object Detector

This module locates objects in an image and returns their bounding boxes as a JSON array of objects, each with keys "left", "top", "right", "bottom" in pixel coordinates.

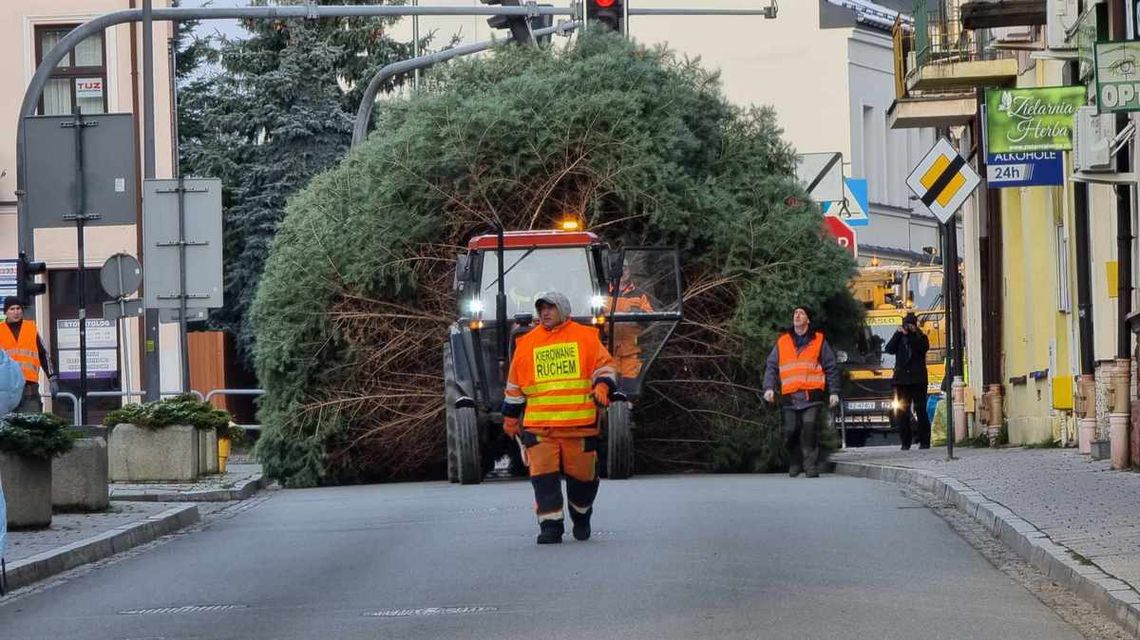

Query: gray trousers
[
  {"left": 782, "top": 405, "right": 821, "bottom": 473},
  {"left": 16, "top": 382, "right": 42, "bottom": 414}
]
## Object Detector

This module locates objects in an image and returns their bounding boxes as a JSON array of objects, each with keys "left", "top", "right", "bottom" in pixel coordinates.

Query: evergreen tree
[{"left": 176, "top": 1, "right": 422, "bottom": 365}]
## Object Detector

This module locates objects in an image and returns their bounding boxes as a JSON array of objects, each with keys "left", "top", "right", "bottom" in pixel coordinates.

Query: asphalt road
[{"left": 0, "top": 474, "right": 1086, "bottom": 640}]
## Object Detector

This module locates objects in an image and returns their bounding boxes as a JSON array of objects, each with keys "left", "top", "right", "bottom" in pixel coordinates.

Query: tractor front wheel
[{"left": 456, "top": 406, "right": 483, "bottom": 485}]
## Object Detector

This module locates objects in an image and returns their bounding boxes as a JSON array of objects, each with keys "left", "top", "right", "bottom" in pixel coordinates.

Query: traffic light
[
  {"left": 482, "top": 0, "right": 535, "bottom": 45},
  {"left": 586, "top": 0, "right": 624, "bottom": 33},
  {"left": 16, "top": 252, "right": 47, "bottom": 302}
]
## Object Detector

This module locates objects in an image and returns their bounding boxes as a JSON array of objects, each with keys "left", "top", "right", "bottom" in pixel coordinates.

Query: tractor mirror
[{"left": 453, "top": 254, "right": 470, "bottom": 292}]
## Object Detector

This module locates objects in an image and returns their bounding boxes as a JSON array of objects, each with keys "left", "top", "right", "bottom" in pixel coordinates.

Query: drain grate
[
  {"left": 364, "top": 606, "right": 498, "bottom": 618},
  {"left": 119, "top": 604, "right": 248, "bottom": 616}
]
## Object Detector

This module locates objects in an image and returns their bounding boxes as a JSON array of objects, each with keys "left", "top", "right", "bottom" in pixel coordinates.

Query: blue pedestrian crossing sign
[{"left": 822, "top": 178, "right": 869, "bottom": 227}]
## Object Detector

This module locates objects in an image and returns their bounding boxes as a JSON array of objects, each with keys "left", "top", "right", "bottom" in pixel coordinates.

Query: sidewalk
[
  {"left": 831, "top": 446, "right": 1140, "bottom": 636},
  {"left": 2, "top": 461, "right": 266, "bottom": 593}
]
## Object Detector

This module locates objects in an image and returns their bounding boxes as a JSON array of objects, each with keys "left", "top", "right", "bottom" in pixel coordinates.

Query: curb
[
  {"left": 834, "top": 460, "right": 1140, "bottom": 637},
  {"left": 110, "top": 473, "right": 266, "bottom": 503},
  {"left": 3, "top": 504, "right": 200, "bottom": 592}
]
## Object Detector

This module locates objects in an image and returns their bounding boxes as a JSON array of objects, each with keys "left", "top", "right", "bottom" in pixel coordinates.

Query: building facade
[{"left": 0, "top": 1, "right": 176, "bottom": 423}]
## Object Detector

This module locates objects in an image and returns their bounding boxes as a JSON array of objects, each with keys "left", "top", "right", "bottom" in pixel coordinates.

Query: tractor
[{"left": 444, "top": 225, "right": 682, "bottom": 484}]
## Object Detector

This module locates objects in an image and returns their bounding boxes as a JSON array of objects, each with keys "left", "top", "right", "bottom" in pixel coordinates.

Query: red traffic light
[{"left": 596, "top": 0, "right": 616, "bottom": 5}]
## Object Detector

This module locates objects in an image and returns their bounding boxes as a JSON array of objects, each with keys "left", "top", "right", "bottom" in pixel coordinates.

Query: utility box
[{"left": 1073, "top": 106, "right": 1114, "bottom": 172}]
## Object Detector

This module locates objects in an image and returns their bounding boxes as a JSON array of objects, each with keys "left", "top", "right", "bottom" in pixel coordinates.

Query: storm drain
[
  {"left": 364, "top": 606, "right": 498, "bottom": 618},
  {"left": 119, "top": 604, "right": 248, "bottom": 616}
]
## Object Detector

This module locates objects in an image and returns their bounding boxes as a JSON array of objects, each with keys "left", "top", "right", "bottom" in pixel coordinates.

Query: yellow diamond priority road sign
[{"left": 906, "top": 138, "right": 980, "bottom": 224}]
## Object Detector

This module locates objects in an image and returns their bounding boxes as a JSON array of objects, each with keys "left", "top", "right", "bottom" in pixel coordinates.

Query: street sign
[
  {"left": 142, "top": 179, "right": 224, "bottom": 311},
  {"left": 100, "top": 253, "right": 142, "bottom": 299},
  {"left": 822, "top": 214, "right": 857, "bottom": 259},
  {"left": 795, "top": 152, "right": 845, "bottom": 203},
  {"left": 159, "top": 308, "right": 209, "bottom": 323},
  {"left": 986, "top": 151, "right": 1064, "bottom": 188},
  {"left": 821, "top": 177, "right": 869, "bottom": 226},
  {"left": 24, "top": 114, "right": 138, "bottom": 229},
  {"left": 0, "top": 260, "right": 16, "bottom": 298},
  {"left": 906, "top": 138, "right": 981, "bottom": 224},
  {"left": 103, "top": 299, "right": 144, "bottom": 321}
]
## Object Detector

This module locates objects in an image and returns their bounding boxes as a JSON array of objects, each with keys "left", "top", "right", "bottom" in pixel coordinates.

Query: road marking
[
  {"left": 364, "top": 605, "right": 499, "bottom": 618},
  {"left": 119, "top": 604, "right": 247, "bottom": 615}
]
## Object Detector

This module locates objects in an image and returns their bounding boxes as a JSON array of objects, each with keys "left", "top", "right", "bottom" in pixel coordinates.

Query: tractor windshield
[{"left": 479, "top": 247, "right": 597, "bottom": 321}]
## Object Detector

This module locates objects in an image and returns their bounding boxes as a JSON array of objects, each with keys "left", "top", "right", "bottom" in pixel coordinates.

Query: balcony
[{"left": 890, "top": 0, "right": 1027, "bottom": 129}]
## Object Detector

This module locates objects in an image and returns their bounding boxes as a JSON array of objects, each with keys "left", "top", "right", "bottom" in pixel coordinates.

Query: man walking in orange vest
[
  {"left": 503, "top": 291, "right": 617, "bottom": 544},
  {"left": 1, "top": 297, "right": 57, "bottom": 414},
  {"left": 762, "top": 305, "right": 840, "bottom": 478}
]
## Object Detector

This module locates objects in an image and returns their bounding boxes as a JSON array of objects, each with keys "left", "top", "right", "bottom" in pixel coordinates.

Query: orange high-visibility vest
[
  {"left": 505, "top": 320, "right": 616, "bottom": 429},
  {"left": 0, "top": 320, "right": 41, "bottom": 383},
  {"left": 776, "top": 331, "right": 826, "bottom": 395}
]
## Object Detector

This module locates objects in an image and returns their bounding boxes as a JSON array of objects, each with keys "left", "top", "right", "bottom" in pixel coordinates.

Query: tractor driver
[
  {"left": 502, "top": 291, "right": 617, "bottom": 544},
  {"left": 608, "top": 272, "right": 654, "bottom": 391}
]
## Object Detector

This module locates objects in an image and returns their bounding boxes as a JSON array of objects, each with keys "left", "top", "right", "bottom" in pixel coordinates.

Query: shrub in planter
[
  {"left": 0, "top": 413, "right": 75, "bottom": 528},
  {"left": 103, "top": 395, "right": 231, "bottom": 482}
]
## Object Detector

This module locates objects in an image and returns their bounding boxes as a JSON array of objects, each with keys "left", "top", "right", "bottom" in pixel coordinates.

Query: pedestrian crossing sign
[{"left": 906, "top": 138, "right": 980, "bottom": 224}]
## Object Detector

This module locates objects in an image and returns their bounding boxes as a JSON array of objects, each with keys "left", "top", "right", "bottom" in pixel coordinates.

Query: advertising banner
[
  {"left": 986, "top": 151, "right": 1065, "bottom": 188},
  {"left": 1095, "top": 41, "right": 1140, "bottom": 112},
  {"left": 985, "top": 87, "right": 1085, "bottom": 153}
]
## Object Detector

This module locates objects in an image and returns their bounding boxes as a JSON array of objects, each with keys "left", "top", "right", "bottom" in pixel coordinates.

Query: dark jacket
[
  {"left": 762, "top": 328, "right": 842, "bottom": 410},
  {"left": 884, "top": 329, "right": 929, "bottom": 386}
]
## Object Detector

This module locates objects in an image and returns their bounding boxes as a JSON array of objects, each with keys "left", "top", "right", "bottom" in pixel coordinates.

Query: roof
[{"left": 467, "top": 230, "right": 599, "bottom": 251}]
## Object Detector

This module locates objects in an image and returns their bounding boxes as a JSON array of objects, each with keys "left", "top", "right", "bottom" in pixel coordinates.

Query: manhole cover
[
  {"left": 364, "top": 606, "right": 498, "bottom": 618},
  {"left": 119, "top": 604, "right": 247, "bottom": 616}
]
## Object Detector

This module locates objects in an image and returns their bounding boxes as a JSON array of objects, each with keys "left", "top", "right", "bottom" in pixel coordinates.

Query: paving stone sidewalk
[
  {"left": 831, "top": 445, "right": 1140, "bottom": 634},
  {"left": 2, "top": 461, "right": 266, "bottom": 592}
]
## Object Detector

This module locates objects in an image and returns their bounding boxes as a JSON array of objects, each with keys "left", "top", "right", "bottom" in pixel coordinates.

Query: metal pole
[
  {"left": 496, "top": 223, "right": 508, "bottom": 376},
  {"left": 116, "top": 262, "right": 133, "bottom": 402},
  {"left": 177, "top": 179, "right": 190, "bottom": 392},
  {"left": 943, "top": 217, "right": 956, "bottom": 460},
  {"left": 413, "top": 0, "right": 421, "bottom": 91},
  {"left": 351, "top": 20, "right": 580, "bottom": 147},
  {"left": 63, "top": 110, "right": 98, "bottom": 427},
  {"left": 1115, "top": 113, "right": 1134, "bottom": 359},
  {"left": 141, "top": 0, "right": 163, "bottom": 403}
]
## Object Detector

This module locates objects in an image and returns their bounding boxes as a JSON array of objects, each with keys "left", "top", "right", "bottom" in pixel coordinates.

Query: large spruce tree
[{"left": 250, "top": 34, "right": 862, "bottom": 487}]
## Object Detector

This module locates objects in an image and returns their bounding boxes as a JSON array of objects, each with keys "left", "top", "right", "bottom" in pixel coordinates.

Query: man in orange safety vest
[
  {"left": 503, "top": 291, "right": 617, "bottom": 545},
  {"left": 1, "top": 297, "right": 58, "bottom": 414},
  {"left": 762, "top": 305, "right": 840, "bottom": 478}
]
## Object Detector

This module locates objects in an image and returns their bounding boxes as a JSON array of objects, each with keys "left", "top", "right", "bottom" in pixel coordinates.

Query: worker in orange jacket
[
  {"left": 762, "top": 305, "right": 840, "bottom": 478},
  {"left": 608, "top": 274, "right": 654, "bottom": 390},
  {"left": 1, "top": 297, "right": 58, "bottom": 414},
  {"left": 503, "top": 291, "right": 617, "bottom": 544}
]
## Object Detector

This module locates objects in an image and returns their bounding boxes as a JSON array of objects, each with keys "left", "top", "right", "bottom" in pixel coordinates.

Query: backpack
[{"left": 0, "top": 349, "right": 23, "bottom": 415}]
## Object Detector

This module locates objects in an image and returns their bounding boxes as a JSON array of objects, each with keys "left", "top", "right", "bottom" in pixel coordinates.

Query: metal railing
[
  {"left": 39, "top": 391, "right": 82, "bottom": 426},
  {"left": 896, "top": 0, "right": 1019, "bottom": 96},
  {"left": 205, "top": 389, "right": 266, "bottom": 432},
  {"left": 85, "top": 389, "right": 205, "bottom": 402}
]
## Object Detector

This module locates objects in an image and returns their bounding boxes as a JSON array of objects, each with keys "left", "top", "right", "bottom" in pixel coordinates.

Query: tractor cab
[{"left": 444, "top": 226, "right": 682, "bottom": 484}]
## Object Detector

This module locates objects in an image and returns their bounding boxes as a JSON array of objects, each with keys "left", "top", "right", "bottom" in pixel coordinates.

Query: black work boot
[
  {"left": 570, "top": 507, "right": 592, "bottom": 541},
  {"left": 536, "top": 520, "right": 564, "bottom": 545},
  {"left": 788, "top": 465, "right": 803, "bottom": 478}
]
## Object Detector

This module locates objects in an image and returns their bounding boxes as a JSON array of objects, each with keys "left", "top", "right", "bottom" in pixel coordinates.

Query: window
[{"left": 35, "top": 25, "right": 108, "bottom": 116}]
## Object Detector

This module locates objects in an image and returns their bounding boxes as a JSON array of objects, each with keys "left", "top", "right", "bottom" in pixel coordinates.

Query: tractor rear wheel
[
  {"left": 456, "top": 405, "right": 483, "bottom": 485},
  {"left": 606, "top": 401, "right": 634, "bottom": 480}
]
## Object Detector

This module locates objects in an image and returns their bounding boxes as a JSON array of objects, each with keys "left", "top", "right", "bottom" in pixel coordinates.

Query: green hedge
[
  {"left": 0, "top": 413, "right": 76, "bottom": 459},
  {"left": 102, "top": 394, "right": 230, "bottom": 432}
]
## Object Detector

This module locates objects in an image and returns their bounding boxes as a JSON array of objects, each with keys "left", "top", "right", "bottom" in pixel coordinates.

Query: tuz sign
[{"left": 985, "top": 87, "right": 1085, "bottom": 153}]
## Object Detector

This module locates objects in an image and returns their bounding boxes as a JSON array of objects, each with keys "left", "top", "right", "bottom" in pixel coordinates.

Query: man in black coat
[{"left": 884, "top": 312, "right": 930, "bottom": 449}]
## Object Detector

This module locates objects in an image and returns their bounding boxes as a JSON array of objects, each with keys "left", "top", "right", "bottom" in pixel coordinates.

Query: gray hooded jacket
[{"left": 535, "top": 291, "right": 573, "bottom": 324}]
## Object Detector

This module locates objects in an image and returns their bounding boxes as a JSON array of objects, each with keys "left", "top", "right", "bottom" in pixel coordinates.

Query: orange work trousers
[{"left": 520, "top": 429, "right": 600, "bottom": 524}]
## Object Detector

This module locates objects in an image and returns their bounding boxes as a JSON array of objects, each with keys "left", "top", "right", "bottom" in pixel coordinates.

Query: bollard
[
  {"left": 1077, "top": 374, "right": 1096, "bottom": 454},
  {"left": 1110, "top": 359, "right": 1131, "bottom": 470},
  {"left": 986, "top": 384, "right": 1003, "bottom": 445},
  {"left": 952, "top": 377, "right": 967, "bottom": 443}
]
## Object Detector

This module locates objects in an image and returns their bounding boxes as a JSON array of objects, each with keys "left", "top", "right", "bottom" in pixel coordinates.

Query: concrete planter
[
  {"left": 0, "top": 452, "right": 52, "bottom": 529},
  {"left": 109, "top": 424, "right": 199, "bottom": 482},
  {"left": 52, "top": 429, "right": 109, "bottom": 512}
]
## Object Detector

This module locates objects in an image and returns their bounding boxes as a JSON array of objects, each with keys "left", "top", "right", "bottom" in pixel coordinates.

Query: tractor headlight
[
  {"left": 467, "top": 299, "right": 485, "bottom": 316},
  {"left": 891, "top": 399, "right": 901, "bottom": 412},
  {"left": 590, "top": 294, "right": 606, "bottom": 311}
]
